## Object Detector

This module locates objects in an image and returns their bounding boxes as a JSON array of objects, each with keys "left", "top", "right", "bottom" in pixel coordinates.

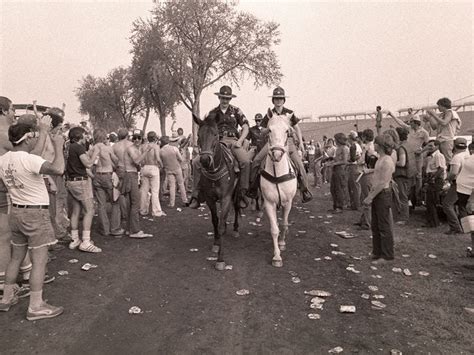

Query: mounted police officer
[
  {"left": 187, "top": 85, "right": 250, "bottom": 209},
  {"left": 248, "top": 113, "right": 266, "bottom": 155},
  {"left": 248, "top": 86, "right": 313, "bottom": 203}
]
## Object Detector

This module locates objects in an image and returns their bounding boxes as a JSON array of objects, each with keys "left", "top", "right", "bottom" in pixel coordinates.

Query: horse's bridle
[{"left": 268, "top": 145, "right": 288, "bottom": 162}]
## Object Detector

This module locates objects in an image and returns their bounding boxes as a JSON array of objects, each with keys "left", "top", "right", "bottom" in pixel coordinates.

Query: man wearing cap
[
  {"left": 122, "top": 130, "right": 153, "bottom": 238},
  {"left": 0, "top": 99, "right": 39, "bottom": 297},
  {"left": 188, "top": 85, "right": 250, "bottom": 209},
  {"left": 248, "top": 113, "right": 266, "bottom": 155},
  {"left": 442, "top": 137, "right": 470, "bottom": 234},
  {"left": 389, "top": 110, "right": 429, "bottom": 206},
  {"left": 248, "top": 87, "right": 312, "bottom": 203},
  {"left": 139, "top": 131, "right": 165, "bottom": 217},
  {"left": 0, "top": 119, "right": 65, "bottom": 320}
]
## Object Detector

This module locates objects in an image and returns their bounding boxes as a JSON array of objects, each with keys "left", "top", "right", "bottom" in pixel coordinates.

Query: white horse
[{"left": 260, "top": 111, "right": 298, "bottom": 267}]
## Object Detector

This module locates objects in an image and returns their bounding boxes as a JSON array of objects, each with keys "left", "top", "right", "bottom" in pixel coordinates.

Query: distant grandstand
[{"left": 300, "top": 101, "right": 474, "bottom": 141}]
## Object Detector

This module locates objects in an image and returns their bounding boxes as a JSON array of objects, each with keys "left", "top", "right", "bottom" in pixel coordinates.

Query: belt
[
  {"left": 67, "top": 176, "right": 88, "bottom": 181},
  {"left": 12, "top": 204, "right": 49, "bottom": 210},
  {"left": 95, "top": 172, "right": 112, "bottom": 175}
]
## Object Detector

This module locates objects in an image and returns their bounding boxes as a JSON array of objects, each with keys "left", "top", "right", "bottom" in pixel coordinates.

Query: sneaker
[
  {"left": 79, "top": 241, "right": 102, "bottom": 253},
  {"left": 26, "top": 302, "right": 64, "bottom": 321},
  {"left": 153, "top": 212, "right": 166, "bottom": 217},
  {"left": 110, "top": 228, "right": 125, "bottom": 236},
  {"left": 129, "top": 231, "right": 153, "bottom": 239},
  {"left": 69, "top": 239, "right": 81, "bottom": 250},
  {"left": 14, "top": 285, "right": 31, "bottom": 299},
  {"left": 22, "top": 274, "right": 55, "bottom": 288},
  {"left": 0, "top": 295, "right": 19, "bottom": 312}
]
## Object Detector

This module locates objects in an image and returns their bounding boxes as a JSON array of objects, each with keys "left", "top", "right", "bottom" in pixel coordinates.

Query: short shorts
[
  {"left": 66, "top": 179, "right": 94, "bottom": 202},
  {"left": 10, "top": 208, "right": 57, "bottom": 249}
]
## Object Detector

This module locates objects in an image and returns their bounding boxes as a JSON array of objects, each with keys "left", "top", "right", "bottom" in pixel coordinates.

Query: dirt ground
[{"left": 1, "top": 183, "right": 473, "bottom": 354}]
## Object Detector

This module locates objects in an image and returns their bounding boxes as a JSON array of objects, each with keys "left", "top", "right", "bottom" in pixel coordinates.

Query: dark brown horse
[{"left": 194, "top": 114, "right": 241, "bottom": 270}]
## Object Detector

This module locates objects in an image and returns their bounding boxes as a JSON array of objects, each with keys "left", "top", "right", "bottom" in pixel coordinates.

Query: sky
[{"left": 1, "top": 0, "right": 472, "bottom": 136}]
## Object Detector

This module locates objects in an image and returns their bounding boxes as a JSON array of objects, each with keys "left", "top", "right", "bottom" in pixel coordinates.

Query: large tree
[
  {"left": 76, "top": 67, "right": 145, "bottom": 131},
  {"left": 130, "top": 25, "right": 181, "bottom": 135},
  {"left": 131, "top": 0, "right": 282, "bottom": 142}
]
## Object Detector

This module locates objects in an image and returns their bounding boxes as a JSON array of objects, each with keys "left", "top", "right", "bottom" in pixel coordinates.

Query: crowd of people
[
  {"left": 304, "top": 98, "right": 474, "bottom": 264},
  {"left": 0, "top": 91, "right": 472, "bottom": 322}
]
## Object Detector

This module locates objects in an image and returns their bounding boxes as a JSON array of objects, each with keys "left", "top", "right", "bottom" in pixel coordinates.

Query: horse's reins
[
  {"left": 261, "top": 144, "right": 296, "bottom": 208},
  {"left": 200, "top": 145, "right": 230, "bottom": 181}
]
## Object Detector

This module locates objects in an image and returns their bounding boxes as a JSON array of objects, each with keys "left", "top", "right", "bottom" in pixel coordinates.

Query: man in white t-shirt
[
  {"left": 0, "top": 121, "right": 65, "bottom": 321},
  {"left": 442, "top": 138, "right": 470, "bottom": 234}
]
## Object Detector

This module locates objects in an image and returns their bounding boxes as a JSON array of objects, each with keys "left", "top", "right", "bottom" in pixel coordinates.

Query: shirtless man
[
  {"left": 113, "top": 128, "right": 133, "bottom": 221},
  {"left": 116, "top": 129, "right": 152, "bottom": 238},
  {"left": 91, "top": 128, "right": 123, "bottom": 237},
  {"left": 139, "top": 131, "right": 165, "bottom": 217}
]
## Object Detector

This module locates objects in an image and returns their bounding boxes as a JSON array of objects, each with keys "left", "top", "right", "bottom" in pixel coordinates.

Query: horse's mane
[{"left": 202, "top": 112, "right": 218, "bottom": 128}]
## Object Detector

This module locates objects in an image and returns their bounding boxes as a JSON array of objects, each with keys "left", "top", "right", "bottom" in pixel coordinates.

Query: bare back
[
  {"left": 142, "top": 143, "right": 161, "bottom": 166},
  {"left": 112, "top": 139, "right": 132, "bottom": 169}
]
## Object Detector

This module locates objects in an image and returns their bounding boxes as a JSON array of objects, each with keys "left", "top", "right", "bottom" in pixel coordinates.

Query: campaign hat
[{"left": 214, "top": 85, "right": 236, "bottom": 98}]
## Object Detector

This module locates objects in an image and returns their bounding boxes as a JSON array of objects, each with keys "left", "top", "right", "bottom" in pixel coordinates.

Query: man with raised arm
[{"left": 0, "top": 119, "right": 65, "bottom": 320}]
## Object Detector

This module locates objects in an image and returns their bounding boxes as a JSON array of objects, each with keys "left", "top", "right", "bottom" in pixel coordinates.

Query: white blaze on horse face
[{"left": 268, "top": 116, "right": 290, "bottom": 149}]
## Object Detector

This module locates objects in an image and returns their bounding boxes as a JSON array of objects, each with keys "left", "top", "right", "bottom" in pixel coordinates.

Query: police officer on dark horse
[{"left": 187, "top": 85, "right": 251, "bottom": 210}]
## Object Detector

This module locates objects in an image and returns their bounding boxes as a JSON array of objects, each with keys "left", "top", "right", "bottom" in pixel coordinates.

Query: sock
[
  {"left": 1, "top": 284, "right": 15, "bottom": 302},
  {"left": 29, "top": 290, "right": 43, "bottom": 309},
  {"left": 20, "top": 263, "right": 32, "bottom": 281},
  {"left": 71, "top": 230, "right": 79, "bottom": 240},
  {"left": 82, "top": 230, "right": 91, "bottom": 243}
]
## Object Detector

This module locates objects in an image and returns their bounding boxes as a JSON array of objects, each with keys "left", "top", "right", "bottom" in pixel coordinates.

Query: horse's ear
[
  {"left": 192, "top": 113, "right": 203, "bottom": 127},
  {"left": 267, "top": 108, "right": 273, "bottom": 118}
]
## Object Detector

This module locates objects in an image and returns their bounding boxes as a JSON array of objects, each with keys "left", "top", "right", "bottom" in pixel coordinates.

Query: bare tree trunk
[
  {"left": 192, "top": 97, "right": 200, "bottom": 146},
  {"left": 159, "top": 111, "right": 166, "bottom": 136},
  {"left": 142, "top": 106, "right": 151, "bottom": 132}
]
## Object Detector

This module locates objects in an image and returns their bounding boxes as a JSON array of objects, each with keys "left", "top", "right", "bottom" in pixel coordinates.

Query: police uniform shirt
[
  {"left": 207, "top": 105, "right": 248, "bottom": 137},
  {"left": 261, "top": 107, "right": 300, "bottom": 128},
  {"left": 249, "top": 125, "right": 265, "bottom": 150}
]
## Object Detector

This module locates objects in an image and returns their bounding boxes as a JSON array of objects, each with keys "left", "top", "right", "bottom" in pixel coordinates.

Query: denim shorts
[
  {"left": 10, "top": 208, "right": 57, "bottom": 249},
  {"left": 66, "top": 179, "right": 94, "bottom": 201}
]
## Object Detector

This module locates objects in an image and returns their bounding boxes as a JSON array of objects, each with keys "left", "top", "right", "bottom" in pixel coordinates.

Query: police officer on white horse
[{"left": 248, "top": 86, "right": 313, "bottom": 203}]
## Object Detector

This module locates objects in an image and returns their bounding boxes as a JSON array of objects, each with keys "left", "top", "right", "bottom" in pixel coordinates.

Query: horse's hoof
[
  {"left": 232, "top": 231, "right": 240, "bottom": 238},
  {"left": 279, "top": 244, "right": 286, "bottom": 251},
  {"left": 215, "top": 262, "right": 226, "bottom": 271},
  {"left": 272, "top": 259, "right": 283, "bottom": 268},
  {"left": 211, "top": 245, "right": 220, "bottom": 253}
]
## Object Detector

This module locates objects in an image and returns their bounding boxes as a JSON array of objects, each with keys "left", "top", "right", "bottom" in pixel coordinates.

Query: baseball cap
[{"left": 454, "top": 137, "right": 467, "bottom": 148}]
